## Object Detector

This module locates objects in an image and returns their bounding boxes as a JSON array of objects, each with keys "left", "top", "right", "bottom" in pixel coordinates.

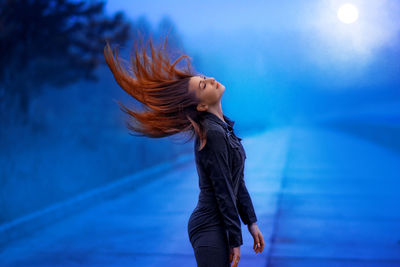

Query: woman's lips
[{"left": 217, "top": 82, "right": 220, "bottom": 88}]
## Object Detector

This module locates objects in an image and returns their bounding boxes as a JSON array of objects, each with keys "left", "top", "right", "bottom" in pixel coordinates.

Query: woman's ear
[{"left": 196, "top": 103, "right": 208, "bottom": 112}]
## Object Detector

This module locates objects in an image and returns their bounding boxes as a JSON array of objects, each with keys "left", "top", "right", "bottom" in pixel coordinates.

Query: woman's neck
[{"left": 206, "top": 104, "right": 225, "bottom": 124}]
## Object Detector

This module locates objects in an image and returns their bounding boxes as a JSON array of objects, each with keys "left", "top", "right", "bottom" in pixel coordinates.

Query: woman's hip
[{"left": 189, "top": 224, "right": 229, "bottom": 249}]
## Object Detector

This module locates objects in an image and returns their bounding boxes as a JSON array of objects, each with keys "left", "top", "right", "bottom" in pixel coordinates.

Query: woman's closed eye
[{"left": 201, "top": 76, "right": 207, "bottom": 89}]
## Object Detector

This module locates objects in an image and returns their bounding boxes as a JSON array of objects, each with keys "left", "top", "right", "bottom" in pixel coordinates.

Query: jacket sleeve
[
  {"left": 198, "top": 129, "right": 243, "bottom": 248},
  {"left": 237, "top": 177, "right": 258, "bottom": 225}
]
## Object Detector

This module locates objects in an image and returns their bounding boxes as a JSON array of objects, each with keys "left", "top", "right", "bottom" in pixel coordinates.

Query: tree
[{"left": 0, "top": 0, "right": 131, "bottom": 125}]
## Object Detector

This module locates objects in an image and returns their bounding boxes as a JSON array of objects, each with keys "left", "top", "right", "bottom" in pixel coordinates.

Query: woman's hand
[
  {"left": 248, "top": 222, "right": 265, "bottom": 254},
  {"left": 229, "top": 246, "right": 240, "bottom": 267}
]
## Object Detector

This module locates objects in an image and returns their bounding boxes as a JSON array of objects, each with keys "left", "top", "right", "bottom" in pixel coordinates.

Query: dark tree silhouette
[{"left": 0, "top": 0, "right": 131, "bottom": 124}]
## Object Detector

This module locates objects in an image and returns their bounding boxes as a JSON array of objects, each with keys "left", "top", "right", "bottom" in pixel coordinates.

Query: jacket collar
[{"left": 203, "top": 111, "right": 235, "bottom": 132}]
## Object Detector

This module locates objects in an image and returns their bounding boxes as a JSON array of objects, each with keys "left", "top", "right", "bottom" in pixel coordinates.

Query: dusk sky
[{"left": 105, "top": 0, "right": 400, "bottom": 127}]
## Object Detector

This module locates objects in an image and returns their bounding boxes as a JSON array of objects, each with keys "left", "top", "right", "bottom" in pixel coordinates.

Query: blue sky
[{"left": 105, "top": 0, "right": 400, "bottom": 126}]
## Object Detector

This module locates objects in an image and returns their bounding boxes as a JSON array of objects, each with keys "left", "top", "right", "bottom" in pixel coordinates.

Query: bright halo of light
[{"left": 337, "top": 3, "right": 359, "bottom": 24}]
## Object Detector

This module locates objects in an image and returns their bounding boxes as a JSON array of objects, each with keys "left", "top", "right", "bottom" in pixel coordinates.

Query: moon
[{"left": 337, "top": 3, "right": 359, "bottom": 24}]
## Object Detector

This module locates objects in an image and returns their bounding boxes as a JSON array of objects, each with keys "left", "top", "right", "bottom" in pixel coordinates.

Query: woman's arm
[
  {"left": 198, "top": 129, "right": 243, "bottom": 248},
  {"left": 237, "top": 175, "right": 265, "bottom": 254},
  {"left": 237, "top": 177, "right": 258, "bottom": 225}
]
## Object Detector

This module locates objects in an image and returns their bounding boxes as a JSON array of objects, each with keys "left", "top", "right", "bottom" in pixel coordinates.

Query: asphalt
[{"left": 1, "top": 124, "right": 399, "bottom": 266}]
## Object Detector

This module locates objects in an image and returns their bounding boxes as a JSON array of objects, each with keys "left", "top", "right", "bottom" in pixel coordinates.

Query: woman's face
[{"left": 188, "top": 75, "right": 225, "bottom": 111}]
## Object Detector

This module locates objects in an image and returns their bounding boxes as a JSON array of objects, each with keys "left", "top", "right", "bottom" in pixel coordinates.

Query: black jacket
[{"left": 188, "top": 111, "right": 258, "bottom": 248}]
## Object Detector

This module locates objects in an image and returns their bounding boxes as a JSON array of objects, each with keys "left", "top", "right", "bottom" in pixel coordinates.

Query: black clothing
[
  {"left": 187, "top": 111, "right": 258, "bottom": 249},
  {"left": 194, "top": 246, "right": 230, "bottom": 267},
  {"left": 192, "top": 225, "right": 230, "bottom": 267}
]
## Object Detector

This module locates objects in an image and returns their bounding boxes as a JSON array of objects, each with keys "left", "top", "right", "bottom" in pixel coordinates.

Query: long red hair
[{"left": 104, "top": 32, "right": 209, "bottom": 150}]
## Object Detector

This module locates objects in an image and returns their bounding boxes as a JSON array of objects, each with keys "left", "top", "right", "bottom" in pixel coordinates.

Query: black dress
[{"left": 187, "top": 111, "right": 258, "bottom": 254}]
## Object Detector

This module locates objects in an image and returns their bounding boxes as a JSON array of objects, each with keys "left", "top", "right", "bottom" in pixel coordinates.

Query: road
[{"left": 1, "top": 123, "right": 399, "bottom": 266}]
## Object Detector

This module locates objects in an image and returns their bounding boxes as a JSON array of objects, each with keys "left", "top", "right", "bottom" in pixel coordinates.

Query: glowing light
[{"left": 337, "top": 3, "right": 359, "bottom": 24}]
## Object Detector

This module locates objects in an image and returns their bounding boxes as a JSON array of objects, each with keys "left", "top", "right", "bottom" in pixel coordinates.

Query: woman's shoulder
[
  {"left": 203, "top": 118, "right": 226, "bottom": 135},
  {"left": 195, "top": 127, "right": 226, "bottom": 146},
  {"left": 194, "top": 117, "right": 228, "bottom": 152},
  {"left": 200, "top": 127, "right": 229, "bottom": 153},
  {"left": 201, "top": 120, "right": 226, "bottom": 141}
]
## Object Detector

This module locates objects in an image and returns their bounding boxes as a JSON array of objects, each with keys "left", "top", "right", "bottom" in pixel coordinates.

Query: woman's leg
[
  {"left": 194, "top": 245, "right": 230, "bottom": 267},
  {"left": 190, "top": 226, "right": 230, "bottom": 267}
]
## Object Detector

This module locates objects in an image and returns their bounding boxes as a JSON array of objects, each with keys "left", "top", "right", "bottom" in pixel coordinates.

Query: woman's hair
[{"left": 103, "top": 32, "right": 209, "bottom": 150}]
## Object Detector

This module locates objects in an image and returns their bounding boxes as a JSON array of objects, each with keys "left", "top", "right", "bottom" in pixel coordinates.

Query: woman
[{"left": 103, "top": 33, "right": 265, "bottom": 267}]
